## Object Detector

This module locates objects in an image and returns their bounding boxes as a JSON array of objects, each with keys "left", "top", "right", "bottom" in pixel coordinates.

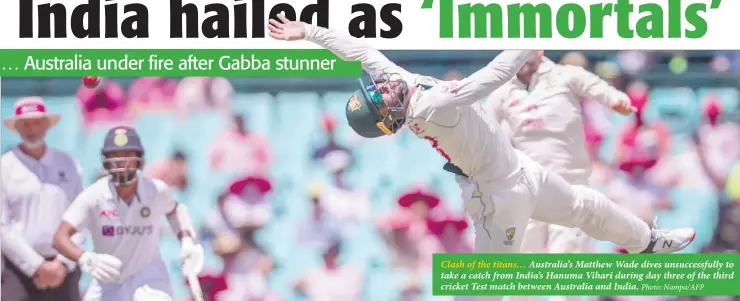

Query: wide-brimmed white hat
[{"left": 3, "top": 96, "right": 61, "bottom": 132}]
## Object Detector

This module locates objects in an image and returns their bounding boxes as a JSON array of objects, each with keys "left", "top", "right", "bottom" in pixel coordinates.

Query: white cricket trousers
[
  {"left": 519, "top": 174, "right": 593, "bottom": 255},
  {"left": 452, "top": 153, "right": 651, "bottom": 301},
  {"left": 520, "top": 221, "right": 593, "bottom": 253},
  {"left": 516, "top": 221, "right": 594, "bottom": 301},
  {"left": 517, "top": 176, "right": 594, "bottom": 301},
  {"left": 83, "top": 259, "right": 173, "bottom": 301}
]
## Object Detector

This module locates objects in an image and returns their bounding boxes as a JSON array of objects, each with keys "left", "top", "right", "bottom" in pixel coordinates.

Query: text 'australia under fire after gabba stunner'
[{"left": 25, "top": 55, "right": 93, "bottom": 71}]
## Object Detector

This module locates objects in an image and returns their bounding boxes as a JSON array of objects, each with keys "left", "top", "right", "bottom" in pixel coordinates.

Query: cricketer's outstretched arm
[
  {"left": 425, "top": 50, "right": 533, "bottom": 109},
  {"left": 565, "top": 65, "right": 630, "bottom": 108},
  {"left": 302, "top": 23, "right": 412, "bottom": 80}
]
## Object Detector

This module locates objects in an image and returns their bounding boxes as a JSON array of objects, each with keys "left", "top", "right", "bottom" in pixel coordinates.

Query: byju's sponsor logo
[
  {"left": 102, "top": 225, "right": 115, "bottom": 236},
  {"left": 101, "top": 225, "right": 153, "bottom": 237}
]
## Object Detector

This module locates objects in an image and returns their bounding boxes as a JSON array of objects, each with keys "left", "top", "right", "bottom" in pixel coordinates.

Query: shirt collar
[
  {"left": 12, "top": 146, "right": 54, "bottom": 167},
  {"left": 537, "top": 57, "right": 555, "bottom": 73},
  {"left": 511, "top": 57, "right": 555, "bottom": 90},
  {"left": 106, "top": 178, "right": 143, "bottom": 204}
]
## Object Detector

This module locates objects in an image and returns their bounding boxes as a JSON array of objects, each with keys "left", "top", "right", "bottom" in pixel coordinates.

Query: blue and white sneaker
[{"left": 640, "top": 218, "right": 696, "bottom": 254}]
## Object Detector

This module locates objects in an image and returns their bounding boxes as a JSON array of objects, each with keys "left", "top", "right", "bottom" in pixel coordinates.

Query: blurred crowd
[{"left": 2, "top": 50, "right": 740, "bottom": 301}]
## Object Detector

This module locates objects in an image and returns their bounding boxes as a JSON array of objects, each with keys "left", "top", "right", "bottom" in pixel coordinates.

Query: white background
[{"left": 0, "top": 0, "right": 737, "bottom": 50}]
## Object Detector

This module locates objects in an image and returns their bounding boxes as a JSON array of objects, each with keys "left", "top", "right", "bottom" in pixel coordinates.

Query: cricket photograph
[{"left": 1, "top": 0, "right": 740, "bottom": 301}]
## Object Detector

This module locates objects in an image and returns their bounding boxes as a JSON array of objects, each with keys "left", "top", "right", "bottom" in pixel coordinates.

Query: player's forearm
[
  {"left": 167, "top": 203, "right": 197, "bottom": 240},
  {"left": 588, "top": 84, "right": 628, "bottom": 109},
  {"left": 52, "top": 222, "right": 85, "bottom": 263},
  {"left": 302, "top": 23, "right": 402, "bottom": 78},
  {"left": 0, "top": 229, "right": 46, "bottom": 277},
  {"left": 55, "top": 232, "right": 86, "bottom": 271},
  {"left": 52, "top": 234, "right": 85, "bottom": 263},
  {"left": 569, "top": 66, "right": 628, "bottom": 108}
]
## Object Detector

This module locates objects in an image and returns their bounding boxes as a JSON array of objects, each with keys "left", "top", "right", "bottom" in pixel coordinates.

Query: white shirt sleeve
[
  {"left": 420, "top": 50, "right": 532, "bottom": 109},
  {"left": 62, "top": 188, "right": 95, "bottom": 233},
  {"left": 1, "top": 187, "right": 45, "bottom": 277},
  {"left": 303, "top": 24, "right": 413, "bottom": 80},
  {"left": 155, "top": 180, "right": 178, "bottom": 213},
  {"left": 564, "top": 65, "right": 628, "bottom": 108},
  {"left": 408, "top": 51, "right": 530, "bottom": 125}
]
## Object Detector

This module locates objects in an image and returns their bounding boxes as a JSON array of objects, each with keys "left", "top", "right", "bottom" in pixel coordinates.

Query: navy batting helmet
[
  {"left": 101, "top": 126, "right": 144, "bottom": 186},
  {"left": 346, "top": 75, "right": 409, "bottom": 138}
]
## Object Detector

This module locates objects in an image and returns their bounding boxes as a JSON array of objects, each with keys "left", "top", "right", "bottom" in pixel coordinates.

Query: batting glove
[
  {"left": 180, "top": 237, "right": 205, "bottom": 277},
  {"left": 79, "top": 252, "right": 122, "bottom": 283}
]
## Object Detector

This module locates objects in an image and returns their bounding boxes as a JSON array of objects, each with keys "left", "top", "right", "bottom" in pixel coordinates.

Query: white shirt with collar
[
  {"left": 1, "top": 146, "right": 84, "bottom": 276},
  {"left": 485, "top": 58, "right": 629, "bottom": 184},
  {"left": 62, "top": 176, "right": 176, "bottom": 281}
]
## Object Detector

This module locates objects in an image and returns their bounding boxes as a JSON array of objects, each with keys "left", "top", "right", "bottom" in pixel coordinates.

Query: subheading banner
[
  {"left": 432, "top": 253, "right": 739, "bottom": 296},
  {"left": 0, "top": 49, "right": 361, "bottom": 77}
]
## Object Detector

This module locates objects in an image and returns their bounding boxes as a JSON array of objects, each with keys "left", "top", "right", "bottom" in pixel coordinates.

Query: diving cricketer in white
[
  {"left": 52, "top": 126, "right": 205, "bottom": 301},
  {"left": 485, "top": 52, "right": 636, "bottom": 301},
  {"left": 267, "top": 14, "right": 695, "bottom": 273}
]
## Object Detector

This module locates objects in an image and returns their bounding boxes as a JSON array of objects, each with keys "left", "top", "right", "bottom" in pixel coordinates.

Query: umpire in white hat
[{"left": 1, "top": 96, "right": 84, "bottom": 301}]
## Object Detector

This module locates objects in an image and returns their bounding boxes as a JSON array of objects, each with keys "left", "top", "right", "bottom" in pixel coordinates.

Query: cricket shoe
[{"left": 640, "top": 218, "right": 696, "bottom": 254}]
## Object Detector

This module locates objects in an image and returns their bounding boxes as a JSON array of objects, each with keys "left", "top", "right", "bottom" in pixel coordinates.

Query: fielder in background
[
  {"left": 52, "top": 126, "right": 206, "bottom": 301},
  {"left": 267, "top": 14, "right": 696, "bottom": 301},
  {"left": 484, "top": 51, "right": 635, "bottom": 301},
  {"left": 1, "top": 97, "right": 85, "bottom": 301}
]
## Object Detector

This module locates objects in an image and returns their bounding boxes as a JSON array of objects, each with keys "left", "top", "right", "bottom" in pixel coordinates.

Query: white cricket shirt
[
  {"left": 1, "top": 146, "right": 84, "bottom": 276},
  {"left": 485, "top": 59, "right": 629, "bottom": 184},
  {"left": 62, "top": 176, "right": 176, "bottom": 280},
  {"left": 303, "top": 24, "right": 531, "bottom": 183}
]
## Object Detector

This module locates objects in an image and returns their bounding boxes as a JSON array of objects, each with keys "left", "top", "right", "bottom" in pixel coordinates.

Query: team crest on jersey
[
  {"left": 58, "top": 171, "right": 68, "bottom": 182},
  {"left": 534, "top": 74, "right": 557, "bottom": 91},
  {"left": 504, "top": 226, "right": 516, "bottom": 245},
  {"left": 140, "top": 206, "right": 151, "bottom": 218},
  {"left": 347, "top": 95, "right": 361, "bottom": 112},
  {"left": 418, "top": 76, "right": 440, "bottom": 86}
]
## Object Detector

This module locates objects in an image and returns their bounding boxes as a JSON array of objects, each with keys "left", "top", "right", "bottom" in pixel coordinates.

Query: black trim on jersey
[
  {"left": 443, "top": 162, "right": 468, "bottom": 177},
  {"left": 418, "top": 84, "right": 434, "bottom": 91}
]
